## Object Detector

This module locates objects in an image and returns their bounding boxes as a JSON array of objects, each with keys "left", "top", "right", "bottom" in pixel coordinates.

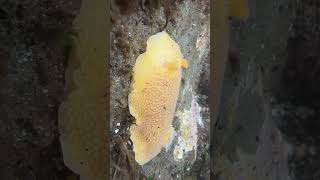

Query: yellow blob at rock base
[{"left": 129, "top": 31, "right": 188, "bottom": 165}]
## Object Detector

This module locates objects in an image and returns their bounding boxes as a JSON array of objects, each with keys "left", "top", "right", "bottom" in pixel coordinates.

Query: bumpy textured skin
[{"left": 129, "top": 31, "right": 187, "bottom": 165}]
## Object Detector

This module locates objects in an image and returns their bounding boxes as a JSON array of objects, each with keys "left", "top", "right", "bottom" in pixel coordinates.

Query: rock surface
[
  {"left": 212, "top": 0, "right": 320, "bottom": 179},
  {"left": 0, "top": 0, "right": 81, "bottom": 179},
  {"left": 110, "top": 0, "right": 210, "bottom": 179}
]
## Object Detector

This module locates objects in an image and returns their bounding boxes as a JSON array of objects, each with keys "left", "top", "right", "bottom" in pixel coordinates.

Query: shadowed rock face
[
  {"left": 0, "top": 0, "right": 81, "bottom": 179},
  {"left": 210, "top": 0, "right": 320, "bottom": 179},
  {"left": 280, "top": 34, "right": 320, "bottom": 142},
  {"left": 213, "top": 0, "right": 320, "bottom": 179},
  {"left": 282, "top": 35, "right": 320, "bottom": 107},
  {"left": 277, "top": 1, "right": 320, "bottom": 179}
]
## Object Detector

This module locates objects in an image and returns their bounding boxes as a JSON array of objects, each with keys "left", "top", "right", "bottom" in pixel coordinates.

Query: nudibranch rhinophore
[{"left": 128, "top": 31, "right": 188, "bottom": 165}]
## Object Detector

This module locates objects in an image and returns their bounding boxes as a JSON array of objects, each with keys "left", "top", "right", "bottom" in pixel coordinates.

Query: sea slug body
[{"left": 129, "top": 31, "right": 188, "bottom": 165}]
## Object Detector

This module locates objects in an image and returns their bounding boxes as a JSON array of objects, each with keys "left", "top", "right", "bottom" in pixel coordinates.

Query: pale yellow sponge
[{"left": 129, "top": 31, "right": 188, "bottom": 165}]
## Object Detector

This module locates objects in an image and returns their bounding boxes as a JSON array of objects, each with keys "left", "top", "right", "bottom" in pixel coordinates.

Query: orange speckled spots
[{"left": 129, "top": 31, "right": 187, "bottom": 165}]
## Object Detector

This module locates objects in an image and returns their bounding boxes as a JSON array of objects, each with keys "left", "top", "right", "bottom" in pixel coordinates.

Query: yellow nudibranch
[{"left": 129, "top": 31, "right": 188, "bottom": 165}]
